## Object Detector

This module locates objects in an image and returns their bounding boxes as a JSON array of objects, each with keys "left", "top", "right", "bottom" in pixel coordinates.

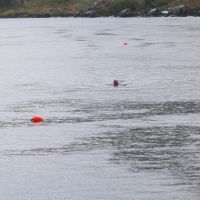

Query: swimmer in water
[
  {"left": 112, "top": 80, "right": 127, "bottom": 87},
  {"left": 113, "top": 80, "right": 119, "bottom": 87}
]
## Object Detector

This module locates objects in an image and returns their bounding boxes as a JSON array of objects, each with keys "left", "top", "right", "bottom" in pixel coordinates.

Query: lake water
[{"left": 0, "top": 17, "right": 200, "bottom": 199}]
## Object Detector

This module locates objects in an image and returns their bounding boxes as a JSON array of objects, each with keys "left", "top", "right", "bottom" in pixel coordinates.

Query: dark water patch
[
  {"left": 3, "top": 36, "right": 23, "bottom": 39},
  {"left": 95, "top": 32, "right": 118, "bottom": 36},
  {"left": 55, "top": 29, "right": 73, "bottom": 34},
  {"left": 3, "top": 100, "right": 200, "bottom": 127},
  {"left": 4, "top": 125, "right": 200, "bottom": 190},
  {"left": 129, "top": 38, "right": 144, "bottom": 41},
  {"left": 159, "top": 24, "right": 186, "bottom": 28},
  {"left": 139, "top": 41, "right": 176, "bottom": 47},
  {"left": 187, "top": 34, "right": 200, "bottom": 38},
  {"left": 54, "top": 29, "right": 73, "bottom": 38},
  {"left": 1, "top": 125, "right": 199, "bottom": 157},
  {"left": 163, "top": 41, "right": 175, "bottom": 44},
  {"left": 140, "top": 42, "right": 156, "bottom": 47},
  {"left": 76, "top": 37, "right": 87, "bottom": 42},
  {"left": 73, "top": 101, "right": 200, "bottom": 119},
  {"left": 2, "top": 125, "right": 200, "bottom": 172},
  {"left": 0, "top": 119, "right": 33, "bottom": 128},
  {"left": 60, "top": 35, "right": 72, "bottom": 38},
  {"left": 185, "top": 27, "right": 200, "bottom": 31},
  {"left": 10, "top": 99, "right": 78, "bottom": 110},
  {"left": 87, "top": 43, "right": 99, "bottom": 48}
]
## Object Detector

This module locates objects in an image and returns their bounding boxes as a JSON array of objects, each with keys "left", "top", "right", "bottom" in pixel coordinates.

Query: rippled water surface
[{"left": 0, "top": 17, "right": 200, "bottom": 199}]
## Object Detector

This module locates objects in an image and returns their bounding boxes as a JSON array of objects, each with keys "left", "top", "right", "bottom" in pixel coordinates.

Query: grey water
[{"left": 0, "top": 17, "right": 200, "bottom": 200}]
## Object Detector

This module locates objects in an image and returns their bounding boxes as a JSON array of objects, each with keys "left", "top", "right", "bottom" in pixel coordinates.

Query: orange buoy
[
  {"left": 113, "top": 80, "right": 119, "bottom": 87},
  {"left": 31, "top": 116, "right": 43, "bottom": 123}
]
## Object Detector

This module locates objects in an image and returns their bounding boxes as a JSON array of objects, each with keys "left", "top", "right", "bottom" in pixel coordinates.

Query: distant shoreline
[
  {"left": 0, "top": 15, "right": 198, "bottom": 19},
  {"left": 0, "top": 2, "right": 200, "bottom": 19},
  {"left": 0, "top": 13, "right": 199, "bottom": 18}
]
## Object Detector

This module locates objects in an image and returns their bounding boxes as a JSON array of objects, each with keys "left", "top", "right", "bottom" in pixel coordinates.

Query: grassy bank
[{"left": 0, "top": 0, "right": 200, "bottom": 17}]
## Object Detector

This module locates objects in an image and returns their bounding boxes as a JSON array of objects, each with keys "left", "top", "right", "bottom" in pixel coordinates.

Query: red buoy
[
  {"left": 123, "top": 42, "right": 128, "bottom": 46},
  {"left": 113, "top": 80, "right": 119, "bottom": 87},
  {"left": 31, "top": 116, "right": 43, "bottom": 123}
]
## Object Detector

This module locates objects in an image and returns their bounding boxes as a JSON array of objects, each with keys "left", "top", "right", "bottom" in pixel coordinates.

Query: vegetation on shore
[{"left": 0, "top": 0, "right": 200, "bottom": 17}]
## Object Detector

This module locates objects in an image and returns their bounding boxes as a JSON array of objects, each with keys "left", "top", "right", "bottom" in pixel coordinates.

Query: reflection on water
[
  {"left": 2, "top": 99, "right": 200, "bottom": 194},
  {"left": 1, "top": 100, "right": 200, "bottom": 127},
  {"left": 2, "top": 125, "right": 200, "bottom": 195}
]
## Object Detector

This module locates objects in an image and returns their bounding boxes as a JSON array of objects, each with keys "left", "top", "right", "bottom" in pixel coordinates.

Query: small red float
[
  {"left": 113, "top": 80, "right": 119, "bottom": 87},
  {"left": 31, "top": 116, "right": 43, "bottom": 123},
  {"left": 123, "top": 42, "right": 128, "bottom": 46}
]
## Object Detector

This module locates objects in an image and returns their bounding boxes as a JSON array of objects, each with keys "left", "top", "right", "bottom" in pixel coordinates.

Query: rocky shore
[{"left": 78, "top": 2, "right": 200, "bottom": 17}]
